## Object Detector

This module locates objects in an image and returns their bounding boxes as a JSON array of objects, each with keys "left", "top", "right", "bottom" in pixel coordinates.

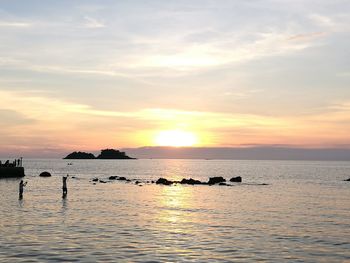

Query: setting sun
[{"left": 154, "top": 130, "right": 198, "bottom": 147}]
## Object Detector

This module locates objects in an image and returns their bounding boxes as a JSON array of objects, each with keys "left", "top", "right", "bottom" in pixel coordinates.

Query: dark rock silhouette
[
  {"left": 0, "top": 167, "right": 25, "bottom": 178},
  {"left": 344, "top": 178, "right": 350, "bottom": 181},
  {"left": 208, "top": 177, "right": 226, "bottom": 185},
  {"left": 230, "top": 176, "right": 242, "bottom": 182},
  {"left": 92, "top": 178, "right": 98, "bottom": 182},
  {"left": 64, "top": 151, "right": 95, "bottom": 159},
  {"left": 103, "top": 175, "right": 267, "bottom": 188},
  {"left": 64, "top": 149, "right": 134, "bottom": 159},
  {"left": 97, "top": 149, "right": 134, "bottom": 159},
  {"left": 180, "top": 178, "right": 202, "bottom": 185},
  {"left": 156, "top": 178, "right": 173, "bottom": 185},
  {"left": 118, "top": 176, "right": 127, "bottom": 181},
  {"left": 39, "top": 171, "right": 52, "bottom": 177}
]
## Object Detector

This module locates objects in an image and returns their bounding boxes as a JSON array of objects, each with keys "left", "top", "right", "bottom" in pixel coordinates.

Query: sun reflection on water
[{"left": 157, "top": 185, "right": 194, "bottom": 225}]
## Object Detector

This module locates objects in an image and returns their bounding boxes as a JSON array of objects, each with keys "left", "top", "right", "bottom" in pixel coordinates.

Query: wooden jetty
[{"left": 0, "top": 158, "right": 25, "bottom": 178}]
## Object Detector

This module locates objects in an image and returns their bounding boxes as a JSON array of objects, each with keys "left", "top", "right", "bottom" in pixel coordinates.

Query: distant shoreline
[{"left": 2, "top": 146, "right": 350, "bottom": 161}]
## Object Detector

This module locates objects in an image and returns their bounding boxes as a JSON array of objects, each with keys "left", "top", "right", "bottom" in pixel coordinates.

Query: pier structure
[{"left": 0, "top": 158, "right": 25, "bottom": 178}]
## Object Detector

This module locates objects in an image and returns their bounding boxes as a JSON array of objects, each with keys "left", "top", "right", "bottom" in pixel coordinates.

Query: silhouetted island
[
  {"left": 64, "top": 151, "right": 95, "bottom": 159},
  {"left": 63, "top": 149, "right": 134, "bottom": 159},
  {"left": 96, "top": 149, "right": 134, "bottom": 159}
]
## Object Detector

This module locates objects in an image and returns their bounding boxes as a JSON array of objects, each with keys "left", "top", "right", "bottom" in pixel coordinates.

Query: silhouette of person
[
  {"left": 62, "top": 175, "right": 69, "bottom": 198},
  {"left": 19, "top": 180, "right": 27, "bottom": 199}
]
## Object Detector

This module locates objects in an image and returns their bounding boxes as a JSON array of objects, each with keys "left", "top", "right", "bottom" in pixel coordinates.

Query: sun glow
[{"left": 154, "top": 130, "right": 198, "bottom": 147}]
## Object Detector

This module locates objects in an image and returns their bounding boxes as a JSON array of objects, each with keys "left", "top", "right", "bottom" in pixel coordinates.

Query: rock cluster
[
  {"left": 88, "top": 174, "right": 269, "bottom": 187},
  {"left": 154, "top": 176, "right": 243, "bottom": 186}
]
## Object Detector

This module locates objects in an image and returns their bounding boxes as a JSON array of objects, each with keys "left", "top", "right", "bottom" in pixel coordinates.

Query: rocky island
[
  {"left": 64, "top": 151, "right": 95, "bottom": 159},
  {"left": 64, "top": 149, "right": 135, "bottom": 159}
]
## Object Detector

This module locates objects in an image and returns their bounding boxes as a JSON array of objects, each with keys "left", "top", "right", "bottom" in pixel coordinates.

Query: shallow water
[{"left": 0, "top": 159, "right": 349, "bottom": 262}]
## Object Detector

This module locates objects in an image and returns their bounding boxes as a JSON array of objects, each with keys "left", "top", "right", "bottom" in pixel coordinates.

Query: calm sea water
[{"left": 0, "top": 159, "right": 349, "bottom": 262}]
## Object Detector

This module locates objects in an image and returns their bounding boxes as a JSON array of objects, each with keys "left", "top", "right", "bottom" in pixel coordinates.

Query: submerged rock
[
  {"left": 156, "top": 178, "right": 173, "bottom": 185},
  {"left": 208, "top": 176, "right": 226, "bottom": 185},
  {"left": 230, "top": 176, "right": 242, "bottom": 182},
  {"left": 39, "top": 171, "right": 51, "bottom": 177},
  {"left": 180, "top": 178, "right": 202, "bottom": 185},
  {"left": 109, "top": 176, "right": 118, "bottom": 180},
  {"left": 99, "top": 180, "right": 107, "bottom": 183}
]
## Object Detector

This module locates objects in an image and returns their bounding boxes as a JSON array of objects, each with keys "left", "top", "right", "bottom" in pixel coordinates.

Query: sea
[{"left": 0, "top": 159, "right": 349, "bottom": 262}]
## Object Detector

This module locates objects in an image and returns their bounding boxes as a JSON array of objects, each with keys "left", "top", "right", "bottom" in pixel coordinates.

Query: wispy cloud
[
  {"left": 83, "top": 16, "right": 105, "bottom": 28},
  {"left": 287, "top": 31, "right": 327, "bottom": 41},
  {"left": 0, "top": 21, "right": 32, "bottom": 27}
]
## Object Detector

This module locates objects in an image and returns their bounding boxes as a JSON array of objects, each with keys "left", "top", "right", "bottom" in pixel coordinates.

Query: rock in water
[
  {"left": 39, "top": 171, "right": 52, "bottom": 177},
  {"left": 230, "top": 176, "right": 242, "bottom": 182},
  {"left": 156, "top": 178, "right": 173, "bottom": 185},
  {"left": 180, "top": 178, "right": 202, "bottom": 185},
  {"left": 344, "top": 178, "right": 350, "bottom": 181},
  {"left": 117, "top": 177, "right": 127, "bottom": 181},
  {"left": 109, "top": 176, "right": 118, "bottom": 180},
  {"left": 208, "top": 177, "right": 226, "bottom": 185}
]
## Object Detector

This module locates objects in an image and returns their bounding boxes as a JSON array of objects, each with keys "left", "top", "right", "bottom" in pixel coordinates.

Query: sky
[{"left": 0, "top": 0, "right": 350, "bottom": 157}]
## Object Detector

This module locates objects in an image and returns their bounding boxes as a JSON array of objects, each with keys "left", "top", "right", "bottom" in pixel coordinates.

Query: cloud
[
  {"left": 309, "top": 14, "right": 336, "bottom": 28},
  {"left": 0, "top": 21, "right": 31, "bottom": 27},
  {"left": 0, "top": 109, "right": 35, "bottom": 126},
  {"left": 287, "top": 31, "right": 327, "bottom": 41},
  {"left": 1, "top": 89, "right": 350, "bottom": 153},
  {"left": 83, "top": 16, "right": 105, "bottom": 28}
]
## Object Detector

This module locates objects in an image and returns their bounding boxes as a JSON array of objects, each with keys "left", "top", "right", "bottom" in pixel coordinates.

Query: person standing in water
[
  {"left": 62, "top": 174, "right": 69, "bottom": 198},
  {"left": 19, "top": 180, "right": 27, "bottom": 199}
]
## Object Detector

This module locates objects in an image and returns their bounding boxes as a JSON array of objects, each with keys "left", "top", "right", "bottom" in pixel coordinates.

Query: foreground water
[{"left": 0, "top": 159, "right": 349, "bottom": 262}]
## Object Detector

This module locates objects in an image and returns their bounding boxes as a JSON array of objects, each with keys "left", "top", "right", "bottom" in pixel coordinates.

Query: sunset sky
[{"left": 1, "top": 0, "right": 350, "bottom": 156}]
